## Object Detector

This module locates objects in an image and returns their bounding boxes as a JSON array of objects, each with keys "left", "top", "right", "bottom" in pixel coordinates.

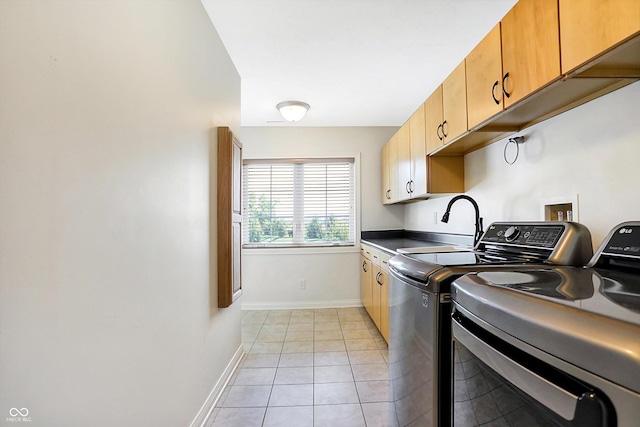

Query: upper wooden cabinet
[
  {"left": 501, "top": 0, "right": 561, "bottom": 107},
  {"left": 381, "top": 142, "right": 391, "bottom": 204},
  {"left": 396, "top": 122, "right": 412, "bottom": 201},
  {"left": 388, "top": 133, "right": 400, "bottom": 204},
  {"left": 409, "top": 103, "right": 427, "bottom": 197},
  {"left": 560, "top": 0, "right": 640, "bottom": 74},
  {"left": 393, "top": 102, "right": 448, "bottom": 201},
  {"left": 442, "top": 61, "right": 468, "bottom": 142},
  {"left": 386, "top": 0, "right": 639, "bottom": 170},
  {"left": 382, "top": 133, "right": 400, "bottom": 204},
  {"left": 466, "top": 24, "right": 504, "bottom": 129},
  {"left": 382, "top": 101, "right": 464, "bottom": 203},
  {"left": 425, "top": 85, "right": 444, "bottom": 154},
  {"left": 437, "top": 0, "right": 639, "bottom": 156},
  {"left": 426, "top": 61, "right": 468, "bottom": 154}
]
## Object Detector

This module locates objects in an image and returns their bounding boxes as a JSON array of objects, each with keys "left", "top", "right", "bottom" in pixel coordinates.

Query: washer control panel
[
  {"left": 602, "top": 223, "right": 640, "bottom": 257},
  {"left": 481, "top": 223, "right": 565, "bottom": 248}
]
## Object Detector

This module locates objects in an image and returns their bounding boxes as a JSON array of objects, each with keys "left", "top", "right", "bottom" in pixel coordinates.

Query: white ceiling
[{"left": 201, "top": 0, "right": 517, "bottom": 127}]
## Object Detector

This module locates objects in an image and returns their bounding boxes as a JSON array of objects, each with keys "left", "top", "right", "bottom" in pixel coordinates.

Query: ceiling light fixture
[{"left": 276, "top": 101, "right": 310, "bottom": 122}]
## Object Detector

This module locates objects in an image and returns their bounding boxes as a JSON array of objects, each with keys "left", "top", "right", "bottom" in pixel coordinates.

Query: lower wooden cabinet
[
  {"left": 360, "top": 254, "right": 372, "bottom": 316},
  {"left": 370, "top": 264, "right": 381, "bottom": 329},
  {"left": 372, "top": 263, "right": 389, "bottom": 342},
  {"left": 360, "top": 244, "right": 390, "bottom": 342}
]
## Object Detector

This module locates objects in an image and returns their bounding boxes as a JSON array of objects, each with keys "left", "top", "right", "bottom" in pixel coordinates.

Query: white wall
[
  {"left": 0, "top": 1, "right": 241, "bottom": 426},
  {"left": 240, "top": 127, "right": 402, "bottom": 309},
  {"left": 405, "top": 81, "right": 640, "bottom": 248}
]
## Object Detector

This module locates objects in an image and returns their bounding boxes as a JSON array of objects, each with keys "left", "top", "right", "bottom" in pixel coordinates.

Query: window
[{"left": 242, "top": 158, "right": 356, "bottom": 248}]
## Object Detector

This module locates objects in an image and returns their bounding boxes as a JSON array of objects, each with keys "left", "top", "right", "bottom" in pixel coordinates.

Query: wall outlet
[{"left": 298, "top": 279, "right": 306, "bottom": 290}]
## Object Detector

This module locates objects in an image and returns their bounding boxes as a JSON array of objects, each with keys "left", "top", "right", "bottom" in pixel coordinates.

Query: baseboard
[
  {"left": 190, "top": 344, "right": 245, "bottom": 427},
  {"left": 241, "top": 299, "right": 363, "bottom": 311}
]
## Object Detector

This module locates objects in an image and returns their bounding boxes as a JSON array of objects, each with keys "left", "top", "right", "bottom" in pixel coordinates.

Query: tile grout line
[{"left": 225, "top": 309, "right": 387, "bottom": 426}]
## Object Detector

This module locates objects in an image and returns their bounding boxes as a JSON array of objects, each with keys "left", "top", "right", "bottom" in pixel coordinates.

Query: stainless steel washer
[{"left": 388, "top": 221, "right": 593, "bottom": 427}]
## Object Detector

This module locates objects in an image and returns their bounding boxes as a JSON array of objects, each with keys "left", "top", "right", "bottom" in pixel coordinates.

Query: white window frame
[{"left": 242, "top": 154, "right": 361, "bottom": 254}]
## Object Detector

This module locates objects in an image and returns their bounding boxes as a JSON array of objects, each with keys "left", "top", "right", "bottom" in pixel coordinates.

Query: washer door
[{"left": 452, "top": 309, "right": 613, "bottom": 427}]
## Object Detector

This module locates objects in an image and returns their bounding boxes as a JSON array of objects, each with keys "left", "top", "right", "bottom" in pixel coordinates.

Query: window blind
[{"left": 242, "top": 159, "right": 355, "bottom": 248}]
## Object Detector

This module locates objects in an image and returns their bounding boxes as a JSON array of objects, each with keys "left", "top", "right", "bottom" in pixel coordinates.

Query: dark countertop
[{"left": 361, "top": 230, "right": 473, "bottom": 255}]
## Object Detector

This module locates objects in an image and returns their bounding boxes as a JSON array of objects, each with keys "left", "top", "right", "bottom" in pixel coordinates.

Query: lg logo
[{"left": 619, "top": 228, "right": 633, "bottom": 234}]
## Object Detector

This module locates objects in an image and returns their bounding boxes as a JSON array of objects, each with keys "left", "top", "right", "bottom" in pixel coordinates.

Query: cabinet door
[
  {"left": 425, "top": 85, "right": 444, "bottom": 154},
  {"left": 442, "top": 60, "right": 468, "bottom": 144},
  {"left": 378, "top": 268, "right": 389, "bottom": 343},
  {"left": 360, "top": 255, "right": 372, "bottom": 315},
  {"left": 371, "top": 265, "right": 382, "bottom": 330},
  {"left": 501, "top": 0, "right": 561, "bottom": 107},
  {"left": 231, "top": 138, "right": 243, "bottom": 299},
  {"left": 381, "top": 142, "right": 391, "bottom": 204},
  {"left": 232, "top": 222, "right": 242, "bottom": 298},
  {"left": 218, "top": 127, "right": 242, "bottom": 308},
  {"left": 396, "top": 123, "right": 412, "bottom": 201},
  {"left": 232, "top": 140, "right": 242, "bottom": 215},
  {"left": 560, "top": 0, "right": 640, "bottom": 73},
  {"left": 409, "top": 103, "right": 427, "bottom": 197},
  {"left": 388, "top": 134, "right": 400, "bottom": 204},
  {"left": 466, "top": 23, "right": 504, "bottom": 129}
]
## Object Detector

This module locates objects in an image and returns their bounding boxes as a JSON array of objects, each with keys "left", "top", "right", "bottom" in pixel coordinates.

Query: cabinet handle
[
  {"left": 376, "top": 272, "right": 382, "bottom": 285},
  {"left": 442, "top": 120, "right": 448, "bottom": 138},
  {"left": 492, "top": 81, "right": 500, "bottom": 105},
  {"left": 502, "top": 72, "right": 511, "bottom": 98},
  {"left": 406, "top": 181, "right": 411, "bottom": 194},
  {"left": 436, "top": 124, "right": 443, "bottom": 141},
  {"left": 362, "top": 261, "right": 367, "bottom": 273},
  {"left": 386, "top": 189, "right": 391, "bottom": 200},
  {"left": 410, "top": 180, "right": 414, "bottom": 193}
]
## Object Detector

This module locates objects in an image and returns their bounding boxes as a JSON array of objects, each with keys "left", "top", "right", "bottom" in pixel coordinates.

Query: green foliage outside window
[
  {"left": 247, "top": 194, "right": 291, "bottom": 243},
  {"left": 306, "top": 217, "right": 348, "bottom": 242},
  {"left": 248, "top": 194, "right": 349, "bottom": 244}
]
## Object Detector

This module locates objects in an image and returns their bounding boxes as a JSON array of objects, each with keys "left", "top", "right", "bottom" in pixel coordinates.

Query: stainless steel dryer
[
  {"left": 451, "top": 221, "right": 640, "bottom": 426},
  {"left": 388, "top": 221, "right": 593, "bottom": 427}
]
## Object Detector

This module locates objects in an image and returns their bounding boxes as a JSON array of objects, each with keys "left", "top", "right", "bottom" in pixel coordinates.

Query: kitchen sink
[{"left": 396, "top": 245, "right": 472, "bottom": 254}]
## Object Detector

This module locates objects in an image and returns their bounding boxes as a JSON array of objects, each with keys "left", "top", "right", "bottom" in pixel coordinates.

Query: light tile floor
[{"left": 205, "top": 307, "right": 394, "bottom": 427}]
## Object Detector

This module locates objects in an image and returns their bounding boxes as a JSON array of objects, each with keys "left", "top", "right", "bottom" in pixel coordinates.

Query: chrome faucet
[{"left": 441, "top": 195, "right": 484, "bottom": 247}]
